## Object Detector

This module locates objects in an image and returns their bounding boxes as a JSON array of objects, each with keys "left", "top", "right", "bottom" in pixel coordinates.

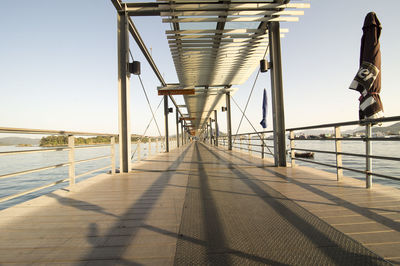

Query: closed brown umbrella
[{"left": 349, "top": 12, "right": 383, "bottom": 121}]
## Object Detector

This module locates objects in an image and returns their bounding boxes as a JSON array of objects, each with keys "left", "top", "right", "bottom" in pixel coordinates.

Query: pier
[
  {"left": 1, "top": 0, "right": 399, "bottom": 265},
  {"left": 1, "top": 142, "right": 398, "bottom": 265}
]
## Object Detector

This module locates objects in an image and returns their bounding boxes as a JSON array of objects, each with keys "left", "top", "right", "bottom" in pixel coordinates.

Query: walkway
[{"left": 0, "top": 142, "right": 398, "bottom": 265}]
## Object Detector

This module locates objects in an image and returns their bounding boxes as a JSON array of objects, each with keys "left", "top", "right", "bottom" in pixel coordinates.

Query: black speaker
[
  {"left": 129, "top": 61, "right": 141, "bottom": 75},
  {"left": 260, "top": 59, "right": 269, "bottom": 73}
]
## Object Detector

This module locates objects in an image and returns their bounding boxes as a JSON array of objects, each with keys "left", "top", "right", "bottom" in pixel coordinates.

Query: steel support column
[
  {"left": 164, "top": 95, "right": 169, "bottom": 152},
  {"left": 209, "top": 119, "right": 213, "bottom": 145},
  {"left": 214, "top": 110, "right": 218, "bottom": 147},
  {"left": 117, "top": 10, "right": 132, "bottom": 172},
  {"left": 176, "top": 108, "right": 180, "bottom": 148},
  {"left": 269, "top": 21, "right": 286, "bottom": 167},
  {"left": 226, "top": 92, "right": 232, "bottom": 150},
  {"left": 181, "top": 121, "right": 184, "bottom": 146}
]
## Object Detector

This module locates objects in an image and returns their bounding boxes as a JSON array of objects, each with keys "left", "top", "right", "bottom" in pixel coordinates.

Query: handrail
[
  {"left": 0, "top": 126, "right": 117, "bottom": 136},
  {"left": 0, "top": 127, "right": 183, "bottom": 205},
  {"left": 215, "top": 116, "right": 400, "bottom": 189},
  {"left": 286, "top": 116, "right": 400, "bottom": 131},
  {"left": 0, "top": 127, "right": 118, "bottom": 204}
]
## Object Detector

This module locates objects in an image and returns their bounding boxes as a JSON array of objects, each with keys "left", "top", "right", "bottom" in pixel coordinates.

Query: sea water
[
  {"left": 0, "top": 140, "right": 398, "bottom": 210},
  {"left": 0, "top": 143, "right": 161, "bottom": 210},
  {"left": 240, "top": 139, "right": 400, "bottom": 189}
]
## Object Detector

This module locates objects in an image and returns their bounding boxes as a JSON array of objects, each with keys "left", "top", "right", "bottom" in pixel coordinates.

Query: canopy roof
[{"left": 121, "top": 0, "right": 309, "bottom": 132}]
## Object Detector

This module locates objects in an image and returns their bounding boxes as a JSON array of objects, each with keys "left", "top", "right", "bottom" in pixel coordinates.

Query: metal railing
[
  {"left": 0, "top": 127, "right": 117, "bottom": 203},
  {"left": 217, "top": 130, "right": 275, "bottom": 159},
  {"left": 216, "top": 116, "right": 400, "bottom": 188},
  {"left": 0, "top": 127, "right": 183, "bottom": 204},
  {"left": 132, "top": 137, "right": 179, "bottom": 161}
]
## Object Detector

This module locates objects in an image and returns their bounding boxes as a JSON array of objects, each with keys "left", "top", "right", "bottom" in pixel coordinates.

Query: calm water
[
  {"left": 0, "top": 139, "right": 398, "bottom": 210},
  {"left": 0, "top": 142, "right": 169, "bottom": 210},
  {"left": 232, "top": 139, "right": 400, "bottom": 189}
]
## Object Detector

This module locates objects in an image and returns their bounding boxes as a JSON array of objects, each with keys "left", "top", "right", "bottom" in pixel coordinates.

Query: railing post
[
  {"left": 214, "top": 110, "right": 218, "bottom": 147},
  {"left": 164, "top": 95, "right": 170, "bottom": 152},
  {"left": 261, "top": 133, "right": 265, "bottom": 159},
  {"left": 290, "top": 131, "right": 296, "bottom": 167},
  {"left": 176, "top": 108, "right": 180, "bottom": 148},
  {"left": 335, "top": 126, "right": 343, "bottom": 181},
  {"left": 226, "top": 91, "right": 232, "bottom": 150},
  {"left": 137, "top": 142, "right": 141, "bottom": 161},
  {"left": 156, "top": 138, "right": 159, "bottom": 153},
  {"left": 366, "top": 123, "right": 372, "bottom": 188},
  {"left": 148, "top": 138, "right": 151, "bottom": 157},
  {"left": 181, "top": 122, "right": 184, "bottom": 146},
  {"left": 239, "top": 136, "right": 242, "bottom": 151},
  {"left": 111, "top": 136, "right": 116, "bottom": 174},
  {"left": 248, "top": 134, "right": 251, "bottom": 155},
  {"left": 68, "top": 135, "right": 75, "bottom": 187}
]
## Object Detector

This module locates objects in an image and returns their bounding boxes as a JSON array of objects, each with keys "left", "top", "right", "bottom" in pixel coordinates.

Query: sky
[{"left": 0, "top": 0, "right": 399, "bottom": 137}]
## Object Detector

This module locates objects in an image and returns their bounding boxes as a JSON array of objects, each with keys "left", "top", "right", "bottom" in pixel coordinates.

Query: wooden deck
[{"left": 0, "top": 142, "right": 399, "bottom": 265}]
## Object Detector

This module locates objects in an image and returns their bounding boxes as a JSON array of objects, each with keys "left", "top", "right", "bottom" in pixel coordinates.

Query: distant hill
[
  {"left": 0, "top": 137, "right": 40, "bottom": 146},
  {"left": 354, "top": 122, "right": 400, "bottom": 135}
]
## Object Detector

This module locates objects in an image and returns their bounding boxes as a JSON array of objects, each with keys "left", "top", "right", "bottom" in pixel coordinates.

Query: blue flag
[{"left": 260, "top": 88, "right": 267, "bottom": 128}]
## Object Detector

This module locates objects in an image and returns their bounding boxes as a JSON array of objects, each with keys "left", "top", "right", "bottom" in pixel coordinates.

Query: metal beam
[
  {"left": 112, "top": 1, "right": 189, "bottom": 138},
  {"left": 214, "top": 109, "right": 218, "bottom": 146},
  {"left": 181, "top": 121, "right": 184, "bottom": 146},
  {"left": 117, "top": 10, "right": 132, "bottom": 172},
  {"left": 164, "top": 95, "right": 169, "bottom": 152},
  {"left": 269, "top": 21, "right": 286, "bottom": 167},
  {"left": 226, "top": 91, "right": 232, "bottom": 150},
  {"left": 176, "top": 107, "right": 180, "bottom": 148},
  {"left": 209, "top": 119, "right": 213, "bottom": 145}
]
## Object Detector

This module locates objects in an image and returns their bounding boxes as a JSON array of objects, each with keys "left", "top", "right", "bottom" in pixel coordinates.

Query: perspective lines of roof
[
  {"left": 124, "top": 0, "right": 309, "bottom": 132},
  {"left": 153, "top": 0, "right": 309, "bottom": 87}
]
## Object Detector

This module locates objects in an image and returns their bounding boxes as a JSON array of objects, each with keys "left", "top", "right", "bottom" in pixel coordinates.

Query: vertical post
[
  {"left": 176, "top": 108, "right": 180, "bottom": 148},
  {"left": 290, "top": 131, "right": 296, "bottom": 167},
  {"left": 164, "top": 95, "right": 169, "bottom": 152},
  {"left": 366, "top": 123, "right": 372, "bottom": 188},
  {"left": 209, "top": 118, "right": 213, "bottom": 145},
  {"left": 68, "top": 135, "right": 75, "bottom": 187},
  {"left": 181, "top": 122, "right": 184, "bottom": 146},
  {"left": 117, "top": 10, "right": 132, "bottom": 173},
  {"left": 111, "top": 136, "right": 116, "bottom": 174},
  {"left": 148, "top": 138, "right": 151, "bottom": 156},
  {"left": 261, "top": 133, "right": 265, "bottom": 159},
  {"left": 239, "top": 136, "right": 242, "bottom": 151},
  {"left": 269, "top": 21, "right": 286, "bottom": 167},
  {"left": 156, "top": 138, "right": 159, "bottom": 153},
  {"left": 226, "top": 91, "right": 232, "bottom": 150},
  {"left": 137, "top": 142, "right": 141, "bottom": 161},
  {"left": 335, "top": 126, "right": 343, "bottom": 181},
  {"left": 214, "top": 110, "right": 218, "bottom": 147},
  {"left": 248, "top": 134, "right": 251, "bottom": 155}
]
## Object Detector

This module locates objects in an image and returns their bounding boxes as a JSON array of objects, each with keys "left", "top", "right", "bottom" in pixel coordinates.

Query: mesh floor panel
[{"left": 174, "top": 143, "right": 391, "bottom": 266}]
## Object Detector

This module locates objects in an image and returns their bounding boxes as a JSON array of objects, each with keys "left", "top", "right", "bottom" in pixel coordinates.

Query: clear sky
[{"left": 0, "top": 0, "right": 399, "bottom": 137}]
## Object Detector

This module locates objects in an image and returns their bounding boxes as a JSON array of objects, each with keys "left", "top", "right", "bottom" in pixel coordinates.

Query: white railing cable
[
  {"left": 131, "top": 97, "right": 164, "bottom": 160},
  {"left": 233, "top": 44, "right": 269, "bottom": 142},
  {"left": 231, "top": 96, "right": 273, "bottom": 155}
]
